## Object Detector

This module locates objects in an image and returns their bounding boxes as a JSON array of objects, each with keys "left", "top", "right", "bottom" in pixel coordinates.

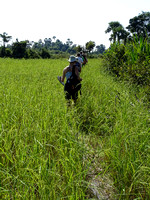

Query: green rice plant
[
  {"left": 77, "top": 59, "right": 150, "bottom": 199},
  {"left": 0, "top": 58, "right": 89, "bottom": 199},
  {"left": 0, "top": 58, "right": 150, "bottom": 199}
]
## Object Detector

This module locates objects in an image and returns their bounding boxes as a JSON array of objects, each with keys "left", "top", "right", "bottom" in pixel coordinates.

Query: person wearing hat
[
  {"left": 57, "top": 55, "right": 82, "bottom": 102},
  {"left": 76, "top": 52, "right": 83, "bottom": 67},
  {"left": 80, "top": 51, "right": 88, "bottom": 66}
]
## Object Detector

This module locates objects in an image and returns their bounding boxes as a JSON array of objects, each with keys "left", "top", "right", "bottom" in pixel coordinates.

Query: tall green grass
[
  {"left": 0, "top": 59, "right": 88, "bottom": 199},
  {"left": 80, "top": 59, "right": 150, "bottom": 199},
  {"left": 0, "top": 58, "right": 150, "bottom": 199}
]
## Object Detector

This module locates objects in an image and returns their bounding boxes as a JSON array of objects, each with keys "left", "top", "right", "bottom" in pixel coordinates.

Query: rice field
[{"left": 0, "top": 58, "right": 150, "bottom": 199}]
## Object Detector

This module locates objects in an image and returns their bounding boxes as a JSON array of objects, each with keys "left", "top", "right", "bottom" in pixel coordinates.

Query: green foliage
[
  {"left": 0, "top": 47, "right": 12, "bottom": 58},
  {"left": 105, "top": 21, "right": 129, "bottom": 44},
  {"left": 0, "top": 58, "right": 88, "bottom": 199},
  {"left": 40, "top": 48, "right": 51, "bottom": 58},
  {"left": 0, "top": 32, "right": 12, "bottom": 47},
  {"left": 85, "top": 41, "right": 95, "bottom": 52},
  {"left": 103, "top": 38, "right": 150, "bottom": 86},
  {"left": 0, "top": 47, "right": 6, "bottom": 57},
  {"left": 4, "top": 48, "right": 12, "bottom": 57},
  {"left": 103, "top": 43, "right": 127, "bottom": 76},
  {"left": 12, "top": 41, "right": 27, "bottom": 58},
  {"left": 26, "top": 49, "right": 41, "bottom": 59},
  {"left": 76, "top": 45, "right": 82, "bottom": 53},
  {"left": 126, "top": 12, "right": 150, "bottom": 39},
  {"left": 80, "top": 60, "right": 150, "bottom": 199},
  {"left": 96, "top": 44, "right": 106, "bottom": 54},
  {"left": 0, "top": 59, "right": 149, "bottom": 199}
]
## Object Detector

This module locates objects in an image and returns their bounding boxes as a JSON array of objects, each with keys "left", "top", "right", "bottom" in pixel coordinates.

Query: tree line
[
  {"left": 103, "top": 11, "right": 150, "bottom": 88},
  {"left": 0, "top": 33, "right": 105, "bottom": 59},
  {"left": 0, "top": 11, "right": 149, "bottom": 59}
]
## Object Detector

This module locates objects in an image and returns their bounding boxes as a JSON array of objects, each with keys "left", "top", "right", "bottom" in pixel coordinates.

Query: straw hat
[{"left": 68, "top": 55, "right": 76, "bottom": 63}]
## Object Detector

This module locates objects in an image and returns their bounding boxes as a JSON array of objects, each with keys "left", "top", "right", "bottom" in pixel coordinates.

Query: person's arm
[{"left": 61, "top": 67, "right": 68, "bottom": 82}]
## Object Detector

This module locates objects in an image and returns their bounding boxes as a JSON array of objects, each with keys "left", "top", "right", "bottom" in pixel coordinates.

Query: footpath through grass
[{"left": 0, "top": 58, "right": 150, "bottom": 199}]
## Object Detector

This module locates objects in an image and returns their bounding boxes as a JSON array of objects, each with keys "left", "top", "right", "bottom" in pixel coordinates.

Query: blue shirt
[{"left": 65, "top": 71, "right": 72, "bottom": 80}]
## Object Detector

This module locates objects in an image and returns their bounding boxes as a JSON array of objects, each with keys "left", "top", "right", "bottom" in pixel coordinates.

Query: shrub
[
  {"left": 40, "top": 48, "right": 51, "bottom": 58},
  {"left": 103, "top": 38, "right": 150, "bottom": 85},
  {"left": 26, "top": 49, "right": 41, "bottom": 59}
]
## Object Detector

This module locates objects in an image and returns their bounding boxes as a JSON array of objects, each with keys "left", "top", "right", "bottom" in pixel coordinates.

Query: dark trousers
[{"left": 64, "top": 90, "right": 78, "bottom": 102}]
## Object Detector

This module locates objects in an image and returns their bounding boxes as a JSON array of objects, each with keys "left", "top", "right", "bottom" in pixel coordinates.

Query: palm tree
[
  {"left": 85, "top": 41, "right": 95, "bottom": 52},
  {"left": 126, "top": 12, "right": 150, "bottom": 39},
  {"left": 105, "top": 22, "right": 123, "bottom": 43},
  {"left": 105, "top": 22, "right": 129, "bottom": 44},
  {"left": 52, "top": 36, "right": 56, "bottom": 42},
  {"left": 0, "top": 32, "right": 12, "bottom": 47},
  {"left": 66, "top": 38, "right": 73, "bottom": 46}
]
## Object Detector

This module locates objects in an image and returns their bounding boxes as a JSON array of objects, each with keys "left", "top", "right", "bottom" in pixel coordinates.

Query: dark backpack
[
  {"left": 75, "top": 61, "right": 81, "bottom": 72},
  {"left": 64, "top": 65, "right": 81, "bottom": 95}
]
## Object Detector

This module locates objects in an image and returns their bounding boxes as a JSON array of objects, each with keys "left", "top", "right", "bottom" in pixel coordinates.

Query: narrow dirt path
[{"left": 83, "top": 135, "right": 117, "bottom": 200}]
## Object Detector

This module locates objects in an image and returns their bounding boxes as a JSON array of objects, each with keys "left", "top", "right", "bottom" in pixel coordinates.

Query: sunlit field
[{"left": 0, "top": 58, "right": 150, "bottom": 199}]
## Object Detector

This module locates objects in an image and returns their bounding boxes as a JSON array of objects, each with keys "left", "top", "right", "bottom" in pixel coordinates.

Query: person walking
[
  {"left": 57, "top": 55, "right": 82, "bottom": 103},
  {"left": 77, "top": 53, "right": 83, "bottom": 66},
  {"left": 80, "top": 51, "right": 88, "bottom": 66}
]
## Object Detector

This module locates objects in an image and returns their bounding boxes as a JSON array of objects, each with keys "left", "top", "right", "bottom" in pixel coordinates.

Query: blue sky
[{"left": 0, "top": 0, "right": 150, "bottom": 48}]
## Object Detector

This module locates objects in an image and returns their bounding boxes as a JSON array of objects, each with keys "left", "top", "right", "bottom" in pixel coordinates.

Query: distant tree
[
  {"left": 12, "top": 41, "right": 27, "bottom": 58},
  {"left": 117, "top": 28, "right": 130, "bottom": 44},
  {"left": 26, "top": 49, "right": 40, "bottom": 59},
  {"left": 52, "top": 36, "right": 56, "bottom": 42},
  {"left": 32, "top": 39, "right": 44, "bottom": 50},
  {"left": 126, "top": 11, "right": 150, "bottom": 39},
  {"left": 32, "top": 42, "right": 39, "bottom": 49},
  {"left": 76, "top": 45, "right": 82, "bottom": 53},
  {"left": 38, "top": 39, "right": 44, "bottom": 48},
  {"left": 70, "top": 44, "right": 77, "bottom": 54},
  {"left": 96, "top": 44, "right": 106, "bottom": 54},
  {"left": 0, "top": 32, "right": 12, "bottom": 57},
  {"left": 66, "top": 38, "right": 73, "bottom": 47},
  {"left": 67, "top": 44, "right": 76, "bottom": 54},
  {"left": 54, "top": 39, "right": 63, "bottom": 51},
  {"left": 105, "top": 21, "right": 120, "bottom": 43},
  {"left": 5, "top": 48, "right": 12, "bottom": 57},
  {"left": 0, "top": 47, "right": 6, "bottom": 57},
  {"left": 105, "top": 21, "right": 129, "bottom": 44},
  {"left": 40, "top": 48, "right": 51, "bottom": 58},
  {"left": 61, "top": 44, "right": 69, "bottom": 52},
  {"left": 85, "top": 41, "right": 95, "bottom": 52},
  {"left": 0, "top": 32, "right": 12, "bottom": 47},
  {"left": 44, "top": 38, "right": 52, "bottom": 49},
  {"left": 25, "top": 40, "right": 32, "bottom": 49}
]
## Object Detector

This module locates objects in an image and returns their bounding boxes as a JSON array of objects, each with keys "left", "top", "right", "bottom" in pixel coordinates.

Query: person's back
[
  {"left": 65, "top": 65, "right": 73, "bottom": 80},
  {"left": 77, "top": 53, "right": 83, "bottom": 66},
  {"left": 80, "top": 51, "right": 88, "bottom": 65},
  {"left": 57, "top": 55, "right": 82, "bottom": 103},
  {"left": 65, "top": 64, "right": 81, "bottom": 95},
  {"left": 75, "top": 59, "right": 81, "bottom": 72}
]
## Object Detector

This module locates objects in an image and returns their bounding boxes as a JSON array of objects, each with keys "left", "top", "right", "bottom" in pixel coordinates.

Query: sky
[{"left": 0, "top": 0, "right": 150, "bottom": 48}]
